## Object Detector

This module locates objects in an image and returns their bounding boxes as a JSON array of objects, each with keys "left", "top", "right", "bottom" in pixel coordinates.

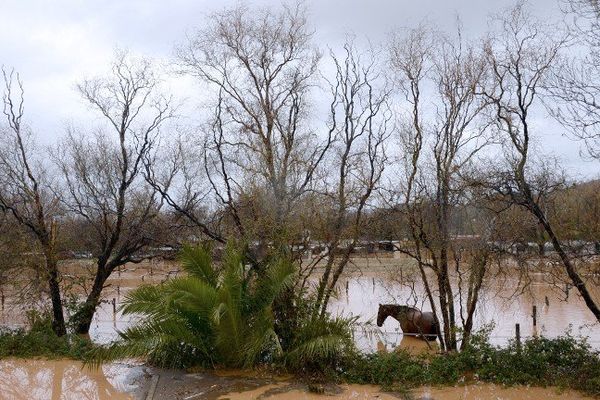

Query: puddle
[
  {"left": 217, "top": 382, "right": 593, "bottom": 400},
  {"left": 0, "top": 359, "right": 149, "bottom": 400}
]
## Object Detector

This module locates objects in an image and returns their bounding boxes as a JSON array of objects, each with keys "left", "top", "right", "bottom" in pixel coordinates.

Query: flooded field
[
  {"left": 0, "top": 256, "right": 599, "bottom": 399},
  {"left": 326, "top": 257, "right": 600, "bottom": 351},
  {"left": 1, "top": 256, "right": 598, "bottom": 348}
]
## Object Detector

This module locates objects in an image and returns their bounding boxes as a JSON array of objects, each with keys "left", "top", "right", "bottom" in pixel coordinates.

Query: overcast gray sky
[{"left": 1, "top": 0, "right": 597, "bottom": 178}]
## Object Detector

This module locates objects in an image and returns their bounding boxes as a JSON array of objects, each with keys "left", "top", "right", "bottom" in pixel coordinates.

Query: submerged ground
[
  {"left": 0, "top": 256, "right": 599, "bottom": 399},
  {"left": 0, "top": 358, "right": 595, "bottom": 400}
]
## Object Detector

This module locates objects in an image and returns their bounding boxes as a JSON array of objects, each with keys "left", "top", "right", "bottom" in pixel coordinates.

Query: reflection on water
[
  {"left": 0, "top": 359, "right": 146, "bottom": 400},
  {"left": 217, "top": 382, "right": 593, "bottom": 400},
  {"left": 376, "top": 336, "right": 439, "bottom": 354}
]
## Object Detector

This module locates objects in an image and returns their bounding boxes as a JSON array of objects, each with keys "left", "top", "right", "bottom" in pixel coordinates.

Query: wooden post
[
  {"left": 515, "top": 323, "right": 521, "bottom": 349},
  {"left": 532, "top": 305, "right": 537, "bottom": 327},
  {"left": 112, "top": 298, "right": 116, "bottom": 316},
  {"left": 1, "top": 294, "right": 4, "bottom": 311},
  {"left": 345, "top": 280, "right": 349, "bottom": 297}
]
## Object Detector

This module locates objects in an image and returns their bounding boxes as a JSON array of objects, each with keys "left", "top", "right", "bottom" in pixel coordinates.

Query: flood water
[
  {"left": 218, "top": 382, "right": 593, "bottom": 400},
  {"left": 1, "top": 256, "right": 599, "bottom": 348},
  {"left": 0, "top": 256, "right": 599, "bottom": 399},
  {"left": 0, "top": 359, "right": 594, "bottom": 400},
  {"left": 0, "top": 359, "right": 147, "bottom": 400},
  {"left": 325, "top": 256, "right": 600, "bottom": 351}
]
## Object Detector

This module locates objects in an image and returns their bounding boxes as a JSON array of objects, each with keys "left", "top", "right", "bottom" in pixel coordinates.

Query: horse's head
[
  {"left": 377, "top": 304, "right": 389, "bottom": 327},
  {"left": 377, "top": 304, "right": 418, "bottom": 327}
]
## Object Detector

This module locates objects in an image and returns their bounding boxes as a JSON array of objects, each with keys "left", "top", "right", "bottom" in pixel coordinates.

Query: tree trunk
[
  {"left": 460, "top": 254, "right": 486, "bottom": 350},
  {"left": 529, "top": 199, "right": 600, "bottom": 322},
  {"left": 46, "top": 258, "right": 66, "bottom": 336},
  {"left": 73, "top": 267, "right": 108, "bottom": 334}
]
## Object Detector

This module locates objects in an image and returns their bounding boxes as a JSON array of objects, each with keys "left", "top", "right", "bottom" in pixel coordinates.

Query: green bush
[
  {"left": 283, "top": 313, "right": 356, "bottom": 373},
  {"left": 91, "top": 244, "right": 295, "bottom": 368},
  {"left": 0, "top": 311, "right": 93, "bottom": 360},
  {"left": 339, "top": 331, "right": 600, "bottom": 397},
  {"left": 341, "top": 351, "right": 427, "bottom": 387}
]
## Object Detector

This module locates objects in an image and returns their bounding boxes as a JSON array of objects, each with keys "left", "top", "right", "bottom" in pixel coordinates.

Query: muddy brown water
[
  {"left": 0, "top": 359, "right": 149, "bottom": 399},
  {"left": 326, "top": 257, "right": 600, "bottom": 351},
  {"left": 217, "top": 382, "right": 592, "bottom": 400},
  {"left": 0, "top": 359, "right": 595, "bottom": 399},
  {"left": 1, "top": 257, "right": 598, "bottom": 348},
  {"left": 0, "top": 256, "right": 599, "bottom": 399}
]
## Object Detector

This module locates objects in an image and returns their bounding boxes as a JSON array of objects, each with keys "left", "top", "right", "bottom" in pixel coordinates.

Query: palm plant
[
  {"left": 284, "top": 313, "right": 357, "bottom": 371},
  {"left": 91, "top": 244, "right": 295, "bottom": 368}
]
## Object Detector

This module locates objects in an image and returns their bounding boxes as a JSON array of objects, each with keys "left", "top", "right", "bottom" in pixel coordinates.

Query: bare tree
[
  {"left": 0, "top": 69, "right": 66, "bottom": 335},
  {"left": 389, "top": 24, "right": 493, "bottom": 350},
  {"left": 159, "top": 2, "right": 329, "bottom": 254},
  {"left": 54, "top": 51, "right": 172, "bottom": 334},
  {"left": 311, "top": 41, "right": 391, "bottom": 316},
  {"left": 483, "top": 3, "right": 600, "bottom": 322},
  {"left": 546, "top": 0, "right": 600, "bottom": 159}
]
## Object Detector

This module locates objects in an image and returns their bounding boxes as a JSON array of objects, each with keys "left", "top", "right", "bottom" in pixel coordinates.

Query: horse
[{"left": 376, "top": 304, "right": 439, "bottom": 341}]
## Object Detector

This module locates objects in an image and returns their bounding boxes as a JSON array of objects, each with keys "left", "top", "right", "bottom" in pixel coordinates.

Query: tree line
[{"left": 0, "top": 0, "right": 599, "bottom": 351}]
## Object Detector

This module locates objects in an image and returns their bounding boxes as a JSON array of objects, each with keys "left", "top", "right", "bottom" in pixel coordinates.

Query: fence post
[
  {"left": 112, "top": 298, "right": 116, "bottom": 316},
  {"left": 532, "top": 305, "right": 537, "bottom": 327},
  {"left": 515, "top": 323, "right": 521, "bottom": 349}
]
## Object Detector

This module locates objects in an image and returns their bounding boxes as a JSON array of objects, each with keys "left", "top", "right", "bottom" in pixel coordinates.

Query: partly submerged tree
[
  {"left": 0, "top": 69, "right": 66, "bottom": 336},
  {"left": 54, "top": 50, "right": 172, "bottom": 334},
  {"left": 92, "top": 244, "right": 353, "bottom": 369},
  {"left": 388, "top": 23, "right": 494, "bottom": 351},
  {"left": 483, "top": 3, "right": 600, "bottom": 322}
]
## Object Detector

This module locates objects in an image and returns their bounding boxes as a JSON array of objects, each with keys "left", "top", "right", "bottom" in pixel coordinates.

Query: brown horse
[{"left": 376, "top": 304, "right": 439, "bottom": 341}]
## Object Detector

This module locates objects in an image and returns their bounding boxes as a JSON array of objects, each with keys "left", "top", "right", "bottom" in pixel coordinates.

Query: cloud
[{"left": 0, "top": 0, "right": 595, "bottom": 177}]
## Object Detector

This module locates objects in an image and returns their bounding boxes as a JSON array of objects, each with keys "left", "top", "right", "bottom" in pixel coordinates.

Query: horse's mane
[{"left": 380, "top": 304, "right": 419, "bottom": 313}]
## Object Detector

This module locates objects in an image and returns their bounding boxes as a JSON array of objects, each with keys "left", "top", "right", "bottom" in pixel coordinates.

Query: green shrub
[
  {"left": 339, "top": 331, "right": 600, "bottom": 397},
  {"left": 341, "top": 351, "right": 427, "bottom": 387},
  {"left": 283, "top": 313, "right": 356, "bottom": 373},
  {"left": 0, "top": 312, "right": 94, "bottom": 360}
]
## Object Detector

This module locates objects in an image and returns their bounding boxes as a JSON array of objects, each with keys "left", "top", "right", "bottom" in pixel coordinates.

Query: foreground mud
[{"left": 0, "top": 359, "right": 593, "bottom": 400}]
